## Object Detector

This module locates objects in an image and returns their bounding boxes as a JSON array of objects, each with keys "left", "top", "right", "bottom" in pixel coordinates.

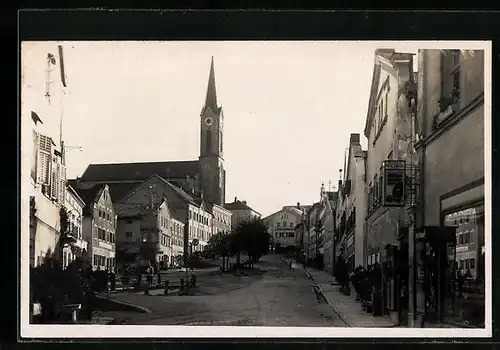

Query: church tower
[{"left": 199, "top": 57, "right": 225, "bottom": 206}]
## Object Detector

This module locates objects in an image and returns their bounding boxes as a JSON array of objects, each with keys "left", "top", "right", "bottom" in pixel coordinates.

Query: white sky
[{"left": 23, "top": 41, "right": 423, "bottom": 217}]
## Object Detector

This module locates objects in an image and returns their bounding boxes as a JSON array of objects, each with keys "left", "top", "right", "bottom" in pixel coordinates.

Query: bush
[{"left": 30, "top": 256, "right": 110, "bottom": 323}]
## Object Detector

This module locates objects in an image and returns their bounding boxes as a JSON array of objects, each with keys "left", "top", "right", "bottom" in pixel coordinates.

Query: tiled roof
[
  {"left": 107, "top": 182, "right": 142, "bottom": 202},
  {"left": 72, "top": 185, "right": 105, "bottom": 215},
  {"left": 114, "top": 202, "right": 151, "bottom": 218},
  {"left": 68, "top": 179, "right": 136, "bottom": 204},
  {"left": 284, "top": 206, "right": 304, "bottom": 216},
  {"left": 118, "top": 174, "right": 200, "bottom": 208},
  {"left": 224, "top": 200, "right": 260, "bottom": 215},
  {"left": 80, "top": 160, "right": 199, "bottom": 182}
]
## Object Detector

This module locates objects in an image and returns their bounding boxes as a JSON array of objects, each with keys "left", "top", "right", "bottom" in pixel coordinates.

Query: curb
[
  {"left": 94, "top": 294, "right": 152, "bottom": 314},
  {"left": 316, "top": 284, "right": 352, "bottom": 327}
]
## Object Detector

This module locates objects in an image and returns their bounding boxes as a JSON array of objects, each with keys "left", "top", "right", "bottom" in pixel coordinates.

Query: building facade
[
  {"left": 263, "top": 204, "right": 304, "bottom": 249},
  {"left": 335, "top": 134, "right": 367, "bottom": 272},
  {"left": 115, "top": 198, "right": 174, "bottom": 268},
  {"left": 207, "top": 203, "right": 232, "bottom": 236},
  {"left": 411, "top": 49, "right": 485, "bottom": 328},
  {"left": 170, "top": 217, "right": 185, "bottom": 266},
  {"left": 321, "top": 191, "right": 337, "bottom": 275},
  {"left": 25, "top": 44, "right": 69, "bottom": 267},
  {"left": 63, "top": 184, "right": 88, "bottom": 268},
  {"left": 224, "top": 197, "right": 261, "bottom": 228},
  {"left": 363, "top": 49, "right": 416, "bottom": 266},
  {"left": 305, "top": 202, "right": 321, "bottom": 266},
  {"left": 116, "top": 175, "right": 214, "bottom": 256},
  {"left": 77, "top": 185, "right": 117, "bottom": 271}
]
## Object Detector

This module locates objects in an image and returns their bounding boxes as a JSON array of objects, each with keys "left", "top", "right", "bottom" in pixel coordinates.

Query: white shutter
[
  {"left": 58, "top": 163, "right": 66, "bottom": 205},
  {"left": 50, "top": 160, "right": 58, "bottom": 199},
  {"left": 36, "top": 133, "right": 52, "bottom": 185}
]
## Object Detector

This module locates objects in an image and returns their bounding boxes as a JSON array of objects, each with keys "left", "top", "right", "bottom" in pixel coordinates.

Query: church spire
[{"left": 204, "top": 56, "right": 218, "bottom": 112}]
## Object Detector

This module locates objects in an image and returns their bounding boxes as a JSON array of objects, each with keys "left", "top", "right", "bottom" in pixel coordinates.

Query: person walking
[{"left": 145, "top": 263, "right": 154, "bottom": 295}]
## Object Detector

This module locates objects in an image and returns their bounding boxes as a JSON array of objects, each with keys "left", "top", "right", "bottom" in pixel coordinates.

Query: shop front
[{"left": 442, "top": 202, "right": 485, "bottom": 328}]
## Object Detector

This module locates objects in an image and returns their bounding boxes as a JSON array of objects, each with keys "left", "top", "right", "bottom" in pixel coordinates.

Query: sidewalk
[{"left": 292, "top": 261, "right": 398, "bottom": 328}]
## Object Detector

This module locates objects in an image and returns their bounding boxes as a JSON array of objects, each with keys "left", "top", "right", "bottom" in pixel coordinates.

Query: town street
[{"left": 99, "top": 254, "right": 347, "bottom": 327}]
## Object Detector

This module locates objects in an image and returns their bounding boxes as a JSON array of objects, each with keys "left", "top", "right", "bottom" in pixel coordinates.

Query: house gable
[{"left": 118, "top": 175, "right": 194, "bottom": 222}]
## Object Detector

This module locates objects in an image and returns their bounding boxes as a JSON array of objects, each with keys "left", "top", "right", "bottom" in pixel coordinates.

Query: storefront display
[{"left": 442, "top": 202, "right": 485, "bottom": 328}]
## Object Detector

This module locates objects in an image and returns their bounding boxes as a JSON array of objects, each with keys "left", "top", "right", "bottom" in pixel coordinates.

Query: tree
[
  {"left": 230, "top": 217, "right": 271, "bottom": 267},
  {"left": 206, "top": 231, "right": 231, "bottom": 270}
]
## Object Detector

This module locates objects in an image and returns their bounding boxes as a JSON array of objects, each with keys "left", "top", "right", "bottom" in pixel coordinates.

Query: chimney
[
  {"left": 234, "top": 197, "right": 237, "bottom": 202},
  {"left": 338, "top": 180, "right": 342, "bottom": 188},
  {"left": 350, "top": 133, "right": 360, "bottom": 145},
  {"left": 297, "top": 202, "right": 300, "bottom": 209},
  {"left": 242, "top": 200, "right": 247, "bottom": 205}
]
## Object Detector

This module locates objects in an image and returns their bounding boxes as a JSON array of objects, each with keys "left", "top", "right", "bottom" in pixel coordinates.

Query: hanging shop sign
[{"left": 382, "top": 160, "right": 406, "bottom": 207}]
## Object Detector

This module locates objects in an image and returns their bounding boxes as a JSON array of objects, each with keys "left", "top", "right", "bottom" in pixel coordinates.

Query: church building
[{"left": 72, "top": 57, "right": 226, "bottom": 207}]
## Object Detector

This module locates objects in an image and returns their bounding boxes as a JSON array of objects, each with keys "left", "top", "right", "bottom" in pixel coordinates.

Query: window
[
  {"left": 126, "top": 232, "right": 133, "bottom": 238},
  {"left": 440, "top": 50, "right": 461, "bottom": 110}
]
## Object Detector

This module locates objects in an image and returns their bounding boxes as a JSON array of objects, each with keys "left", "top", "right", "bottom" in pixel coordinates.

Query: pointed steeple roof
[{"left": 201, "top": 56, "right": 221, "bottom": 115}]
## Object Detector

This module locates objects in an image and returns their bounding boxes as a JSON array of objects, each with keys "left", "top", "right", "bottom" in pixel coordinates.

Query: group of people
[{"left": 350, "top": 264, "right": 383, "bottom": 301}]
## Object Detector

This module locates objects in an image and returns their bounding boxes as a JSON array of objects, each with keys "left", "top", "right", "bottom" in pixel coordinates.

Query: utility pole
[{"left": 407, "top": 96, "right": 419, "bottom": 328}]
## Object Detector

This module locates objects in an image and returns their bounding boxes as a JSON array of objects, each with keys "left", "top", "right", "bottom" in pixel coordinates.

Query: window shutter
[{"left": 36, "top": 133, "right": 53, "bottom": 185}]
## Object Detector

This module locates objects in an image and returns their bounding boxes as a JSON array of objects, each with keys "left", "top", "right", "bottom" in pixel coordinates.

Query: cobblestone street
[{"left": 99, "top": 255, "right": 347, "bottom": 326}]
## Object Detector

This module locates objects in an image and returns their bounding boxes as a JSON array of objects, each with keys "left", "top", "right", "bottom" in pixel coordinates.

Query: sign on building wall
[{"left": 382, "top": 160, "right": 406, "bottom": 207}]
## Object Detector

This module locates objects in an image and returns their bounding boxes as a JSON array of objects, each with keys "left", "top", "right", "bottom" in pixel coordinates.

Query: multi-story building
[
  {"left": 305, "top": 202, "right": 321, "bottom": 267},
  {"left": 206, "top": 202, "right": 232, "bottom": 236},
  {"left": 224, "top": 197, "right": 261, "bottom": 228},
  {"left": 411, "top": 49, "right": 485, "bottom": 328},
  {"left": 63, "top": 184, "right": 88, "bottom": 268},
  {"left": 363, "top": 49, "right": 416, "bottom": 264},
  {"left": 74, "top": 184, "right": 117, "bottom": 271},
  {"left": 169, "top": 217, "right": 185, "bottom": 266},
  {"left": 321, "top": 190, "right": 338, "bottom": 275},
  {"left": 115, "top": 197, "right": 174, "bottom": 269},
  {"left": 25, "top": 44, "right": 69, "bottom": 267},
  {"left": 113, "top": 174, "right": 214, "bottom": 255},
  {"left": 263, "top": 204, "right": 304, "bottom": 249},
  {"left": 335, "top": 134, "right": 367, "bottom": 273},
  {"left": 363, "top": 49, "right": 417, "bottom": 319}
]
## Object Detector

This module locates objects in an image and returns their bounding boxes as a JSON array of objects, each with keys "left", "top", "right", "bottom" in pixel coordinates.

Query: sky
[{"left": 22, "top": 41, "right": 423, "bottom": 217}]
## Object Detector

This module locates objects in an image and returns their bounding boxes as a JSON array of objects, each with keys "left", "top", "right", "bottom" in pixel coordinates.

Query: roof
[
  {"left": 68, "top": 179, "right": 137, "bottom": 203},
  {"left": 72, "top": 184, "right": 106, "bottom": 215},
  {"left": 114, "top": 202, "right": 150, "bottom": 218},
  {"left": 200, "top": 56, "right": 223, "bottom": 116},
  {"left": 118, "top": 174, "right": 201, "bottom": 210},
  {"left": 80, "top": 160, "right": 199, "bottom": 182},
  {"left": 224, "top": 200, "right": 260, "bottom": 216},
  {"left": 66, "top": 183, "right": 86, "bottom": 207},
  {"left": 364, "top": 49, "right": 414, "bottom": 137},
  {"left": 283, "top": 206, "right": 304, "bottom": 216}
]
